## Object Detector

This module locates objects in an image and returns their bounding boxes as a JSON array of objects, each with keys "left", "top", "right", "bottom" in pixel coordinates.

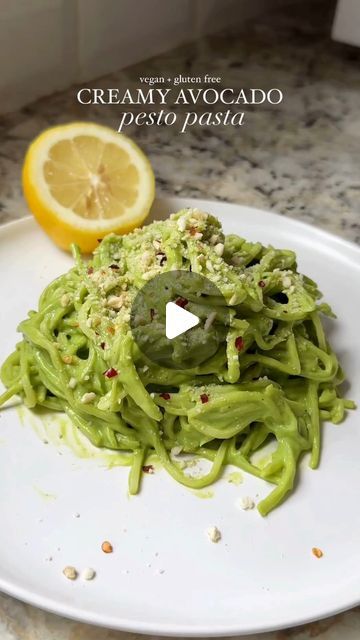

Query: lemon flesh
[{"left": 22, "top": 122, "right": 155, "bottom": 252}]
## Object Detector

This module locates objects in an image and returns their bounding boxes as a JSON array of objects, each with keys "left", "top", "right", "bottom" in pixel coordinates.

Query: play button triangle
[{"left": 165, "top": 301, "right": 200, "bottom": 340}]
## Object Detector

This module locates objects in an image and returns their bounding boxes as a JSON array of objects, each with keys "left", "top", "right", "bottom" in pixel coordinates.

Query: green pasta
[{"left": 0, "top": 209, "right": 355, "bottom": 515}]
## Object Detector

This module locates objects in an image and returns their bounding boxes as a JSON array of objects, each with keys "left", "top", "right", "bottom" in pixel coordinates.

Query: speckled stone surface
[
  {"left": 1, "top": 0, "right": 360, "bottom": 244},
  {"left": 1, "top": 0, "right": 360, "bottom": 638}
]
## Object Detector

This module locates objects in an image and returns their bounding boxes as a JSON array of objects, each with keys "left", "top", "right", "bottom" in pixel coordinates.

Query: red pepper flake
[
  {"left": 189, "top": 227, "right": 197, "bottom": 236},
  {"left": 175, "top": 297, "right": 188, "bottom": 308},
  {"left": 104, "top": 367, "right": 118, "bottom": 379},
  {"left": 200, "top": 393, "right": 209, "bottom": 404},
  {"left": 107, "top": 326, "right": 115, "bottom": 335},
  {"left": 150, "top": 308, "right": 155, "bottom": 321},
  {"left": 235, "top": 336, "right": 244, "bottom": 351},
  {"left": 87, "top": 266, "right": 94, "bottom": 275},
  {"left": 142, "top": 465, "right": 155, "bottom": 474},
  {"left": 159, "top": 392, "right": 171, "bottom": 400},
  {"left": 97, "top": 238, "right": 102, "bottom": 243},
  {"left": 109, "top": 264, "right": 119, "bottom": 270},
  {"left": 101, "top": 540, "right": 113, "bottom": 553},
  {"left": 258, "top": 280, "right": 266, "bottom": 288},
  {"left": 100, "top": 342, "right": 106, "bottom": 350}
]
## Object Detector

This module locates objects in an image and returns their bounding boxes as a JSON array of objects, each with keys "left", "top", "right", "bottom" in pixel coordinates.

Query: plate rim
[{"left": 0, "top": 197, "right": 359, "bottom": 636}]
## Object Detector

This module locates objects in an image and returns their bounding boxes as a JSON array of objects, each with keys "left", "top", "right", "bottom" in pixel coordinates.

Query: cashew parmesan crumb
[
  {"left": 63, "top": 565, "right": 77, "bottom": 580},
  {"left": 81, "top": 392, "right": 96, "bottom": 404},
  {"left": 170, "top": 445, "right": 183, "bottom": 457},
  {"left": 207, "top": 526, "right": 222, "bottom": 543},
  {"left": 312, "top": 547, "right": 324, "bottom": 558},
  {"left": 60, "top": 294, "right": 70, "bottom": 307},
  {"left": 237, "top": 496, "right": 255, "bottom": 510},
  {"left": 107, "top": 294, "right": 125, "bottom": 310},
  {"left": 177, "top": 217, "right": 187, "bottom": 232},
  {"left": 81, "top": 567, "right": 96, "bottom": 580},
  {"left": 282, "top": 276, "right": 292, "bottom": 289},
  {"left": 214, "top": 243, "right": 224, "bottom": 257},
  {"left": 68, "top": 377, "right": 77, "bottom": 389}
]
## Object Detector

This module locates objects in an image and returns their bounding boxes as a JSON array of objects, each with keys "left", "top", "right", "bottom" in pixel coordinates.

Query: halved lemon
[{"left": 22, "top": 122, "right": 155, "bottom": 252}]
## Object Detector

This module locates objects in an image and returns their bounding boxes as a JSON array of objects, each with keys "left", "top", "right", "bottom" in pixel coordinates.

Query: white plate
[{"left": 0, "top": 197, "right": 359, "bottom": 637}]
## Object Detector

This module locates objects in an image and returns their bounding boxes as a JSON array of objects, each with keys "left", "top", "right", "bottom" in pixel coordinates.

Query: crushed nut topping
[
  {"left": 81, "top": 392, "right": 96, "bottom": 404},
  {"left": 60, "top": 294, "right": 70, "bottom": 307},
  {"left": 207, "top": 526, "right": 222, "bottom": 543},
  {"left": 63, "top": 566, "right": 77, "bottom": 580},
  {"left": 81, "top": 567, "right": 96, "bottom": 580},
  {"left": 238, "top": 496, "right": 255, "bottom": 510}
]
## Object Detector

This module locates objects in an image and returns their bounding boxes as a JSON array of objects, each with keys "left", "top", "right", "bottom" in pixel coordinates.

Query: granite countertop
[
  {"left": 1, "top": 0, "right": 360, "bottom": 246},
  {"left": 1, "top": 0, "right": 360, "bottom": 638}
]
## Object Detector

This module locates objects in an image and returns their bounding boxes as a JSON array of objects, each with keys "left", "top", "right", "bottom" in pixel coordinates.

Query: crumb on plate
[
  {"left": 101, "top": 540, "right": 113, "bottom": 553},
  {"left": 237, "top": 496, "right": 255, "bottom": 510},
  {"left": 63, "top": 565, "right": 77, "bottom": 580},
  {"left": 81, "top": 567, "right": 96, "bottom": 580},
  {"left": 207, "top": 526, "right": 222, "bottom": 543},
  {"left": 142, "top": 464, "right": 155, "bottom": 474}
]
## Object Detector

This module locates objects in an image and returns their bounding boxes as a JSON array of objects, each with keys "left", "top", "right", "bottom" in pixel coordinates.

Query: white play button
[
  {"left": 165, "top": 301, "right": 200, "bottom": 340},
  {"left": 130, "top": 270, "right": 230, "bottom": 369}
]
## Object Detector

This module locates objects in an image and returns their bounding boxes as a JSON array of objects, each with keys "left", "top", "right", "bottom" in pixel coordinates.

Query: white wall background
[
  {"left": 332, "top": 0, "right": 360, "bottom": 46},
  {"left": 0, "top": 0, "right": 297, "bottom": 115}
]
